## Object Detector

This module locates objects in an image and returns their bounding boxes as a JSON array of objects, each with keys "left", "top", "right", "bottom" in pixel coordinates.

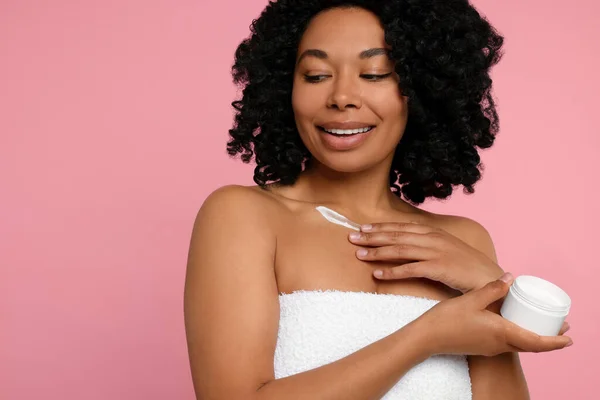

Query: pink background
[{"left": 2, "top": 0, "right": 598, "bottom": 399}]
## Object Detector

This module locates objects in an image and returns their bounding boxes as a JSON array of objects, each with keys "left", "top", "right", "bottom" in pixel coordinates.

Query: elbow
[{"left": 253, "top": 380, "right": 274, "bottom": 400}]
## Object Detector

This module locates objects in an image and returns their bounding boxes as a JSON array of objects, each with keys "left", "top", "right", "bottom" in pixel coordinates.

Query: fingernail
[
  {"left": 373, "top": 270, "right": 383, "bottom": 278},
  {"left": 499, "top": 273, "right": 513, "bottom": 283},
  {"left": 565, "top": 340, "right": 573, "bottom": 347},
  {"left": 361, "top": 224, "right": 372, "bottom": 231},
  {"left": 349, "top": 233, "right": 361, "bottom": 240},
  {"left": 357, "top": 249, "right": 368, "bottom": 257}
]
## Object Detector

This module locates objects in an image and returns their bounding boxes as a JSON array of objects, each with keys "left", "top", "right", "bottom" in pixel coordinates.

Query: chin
[{"left": 310, "top": 151, "right": 387, "bottom": 174}]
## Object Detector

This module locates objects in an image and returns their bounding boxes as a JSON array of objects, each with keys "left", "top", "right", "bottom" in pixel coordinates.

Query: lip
[
  {"left": 319, "top": 121, "right": 375, "bottom": 130},
  {"left": 317, "top": 125, "right": 375, "bottom": 151}
]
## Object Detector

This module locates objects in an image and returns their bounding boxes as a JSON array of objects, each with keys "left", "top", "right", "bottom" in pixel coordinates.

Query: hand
[
  {"left": 415, "top": 273, "right": 573, "bottom": 357},
  {"left": 348, "top": 222, "right": 503, "bottom": 293}
]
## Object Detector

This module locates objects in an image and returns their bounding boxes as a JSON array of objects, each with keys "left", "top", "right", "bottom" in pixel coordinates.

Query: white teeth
[{"left": 323, "top": 127, "right": 372, "bottom": 135}]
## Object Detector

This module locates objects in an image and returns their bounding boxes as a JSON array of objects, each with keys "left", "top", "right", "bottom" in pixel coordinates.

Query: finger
[
  {"left": 558, "top": 321, "right": 570, "bottom": 335},
  {"left": 486, "top": 298, "right": 504, "bottom": 314},
  {"left": 504, "top": 321, "right": 573, "bottom": 352},
  {"left": 373, "top": 261, "right": 437, "bottom": 281},
  {"left": 356, "top": 244, "right": 438, "bottom": 262},
  {"left": 361, "top": 222, "right": 435, "bottom": 233},
  {"left": 349, "top": 230, "right": 434, "bottom": 247},
  {"left": 469, "top": 273, "right": 514, "bottom": 308}
]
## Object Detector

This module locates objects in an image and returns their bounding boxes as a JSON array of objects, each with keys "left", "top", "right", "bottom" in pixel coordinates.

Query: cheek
[
  {"left": 291, "top": 89, "right": 302, "bottom": 119},
  {"left": 391, "top": 96, "right": 409, "bottom": 125},
  {"left": 292, "top": 84, "right": 319, "bottom": 144},
  {"left": 292, "top": 85, "right": 322, "bottom": 151},
  {"left": 368, "top": 90, "right": 408, "bottom": 150},
  {"left": 371, "top": 86, "right": 407, "bottom": 120},
  {"left": 377, "top": 100, "right": 408, "bottom": 138},
  {"left": 292, "top": 82, "right": 317, "bottom": 120}
]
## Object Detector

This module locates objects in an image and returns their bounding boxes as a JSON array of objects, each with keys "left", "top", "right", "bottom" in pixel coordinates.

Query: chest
[{"left": 274, "top": 211, "right": 456, "bottom": 301}]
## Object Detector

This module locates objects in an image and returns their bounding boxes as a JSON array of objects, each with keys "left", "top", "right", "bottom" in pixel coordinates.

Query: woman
[{"left": 184, "top": 1, "right": 572, "bottom": 398}]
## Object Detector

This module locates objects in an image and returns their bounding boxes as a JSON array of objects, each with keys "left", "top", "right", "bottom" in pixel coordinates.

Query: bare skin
[
  {"left": 184, "top": 7, "right": 572, "bottom": 400},
  {"left": 263, "top": 183, "right": 460, "bottom": 300},
  {"left": 185, "top": 184, "right": 570, "bottom": 400}
]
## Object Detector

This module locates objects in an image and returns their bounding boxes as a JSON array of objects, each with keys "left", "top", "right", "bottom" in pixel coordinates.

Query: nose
[{"left": 326, "top": 74, "right": 362, "bottom": 110}]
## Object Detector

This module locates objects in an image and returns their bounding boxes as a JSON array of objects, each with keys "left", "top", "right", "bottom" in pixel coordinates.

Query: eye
[
  {"left": 360, "top": 73, "right": 393, "bottom": 81},
  {"left": 303, "top": 74, "right": 330, "bottom": 83}
]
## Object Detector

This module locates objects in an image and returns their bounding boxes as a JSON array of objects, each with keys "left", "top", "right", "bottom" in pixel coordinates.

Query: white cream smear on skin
[{"left": 315, "top": 206, "right": 362, "bottom": 231}]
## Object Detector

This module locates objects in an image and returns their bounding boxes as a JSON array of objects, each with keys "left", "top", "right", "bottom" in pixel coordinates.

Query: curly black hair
[{"left": 227, "top": 0, "right": 504, "bottom": 205}]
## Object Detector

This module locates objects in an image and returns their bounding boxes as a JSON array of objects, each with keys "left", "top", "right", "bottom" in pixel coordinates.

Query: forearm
[
  {"left": 255, "top": 320, "right": 431, "bottom": 400},
  {"left": 469, "top": 353, "right": 529, "bottom": 400}
]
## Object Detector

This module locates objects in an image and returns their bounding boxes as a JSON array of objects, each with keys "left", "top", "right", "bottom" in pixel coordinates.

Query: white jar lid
[{"left": 512, "top": 275, "right": 571, "bottom": 313}]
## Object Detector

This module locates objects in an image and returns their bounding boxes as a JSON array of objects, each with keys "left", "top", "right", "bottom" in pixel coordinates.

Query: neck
[{"left": 291, "top": 160, "right": 408, "bottom": 217}]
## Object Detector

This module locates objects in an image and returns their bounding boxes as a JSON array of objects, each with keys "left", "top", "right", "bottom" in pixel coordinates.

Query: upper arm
[
  {"left": 184, "top": 185, "right": 280, "bottom": 400},
  {"left": 454, "top": 217, "right": 530, "bottom": 400}
]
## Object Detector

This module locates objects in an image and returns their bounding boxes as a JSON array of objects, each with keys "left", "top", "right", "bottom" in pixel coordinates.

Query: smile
[
  {"left": 318, "top": 126, "right": 374, "bottom": 136},
  {"left": 316, "top": 124, "right": 376, "bottom": 151}
]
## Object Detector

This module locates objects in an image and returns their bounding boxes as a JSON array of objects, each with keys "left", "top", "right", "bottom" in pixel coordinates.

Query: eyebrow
[{"left": 296, "top": 47, "right": 390, "bottom": 64}]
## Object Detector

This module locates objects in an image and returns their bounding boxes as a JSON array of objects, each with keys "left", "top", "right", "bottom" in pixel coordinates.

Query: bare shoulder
[
  {"left": 187, "top": 183, "right": 281, "bottom": 296},
  {"left": 193, "top": 184, "right": 288, "bottom": 238},
  {"left": 197, "top": 184, "right": 280, "bottom": 221},
  {"left": 426, "top": 211, "right": 498, "bottom": 262},
  {"left": 184, "top": 184, "right": 285, "bottom": 397}
]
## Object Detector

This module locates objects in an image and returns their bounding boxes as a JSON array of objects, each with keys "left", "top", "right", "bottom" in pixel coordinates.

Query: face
[{"left": 292, "top": 7, "right": 408, "bottom": 173}]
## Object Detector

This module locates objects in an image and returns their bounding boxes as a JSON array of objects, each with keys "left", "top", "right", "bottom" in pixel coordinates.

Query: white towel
[{"left": 274, "top": 290, "right": 472, "bottom": 400}]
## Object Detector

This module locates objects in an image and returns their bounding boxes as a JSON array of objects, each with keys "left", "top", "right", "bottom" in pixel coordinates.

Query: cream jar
[{"left": 500, "top": 275, "right": 571, "bottom": 336}]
